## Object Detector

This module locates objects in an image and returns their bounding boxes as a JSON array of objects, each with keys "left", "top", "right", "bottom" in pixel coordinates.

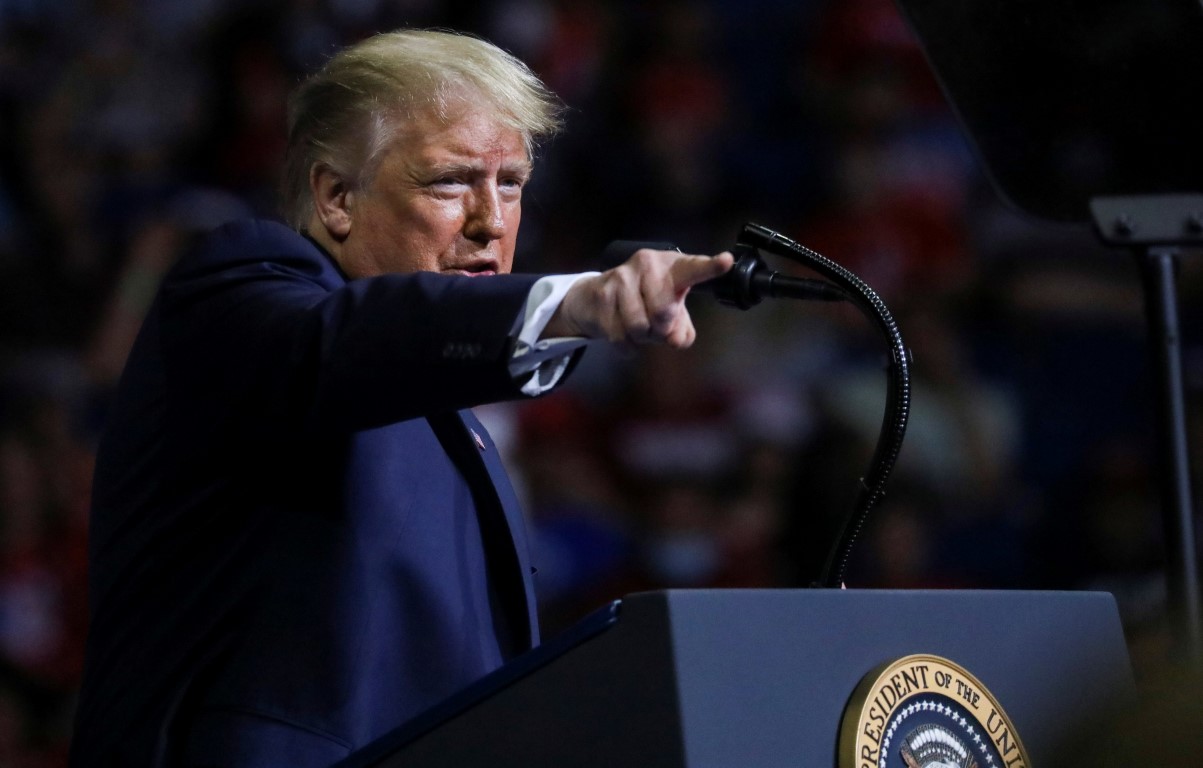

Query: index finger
[{"left": 669, "top": 251, "right": 736, "bottom": 291}]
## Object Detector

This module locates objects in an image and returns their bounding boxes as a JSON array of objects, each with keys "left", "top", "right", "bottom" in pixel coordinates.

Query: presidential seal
[{"left": 838, "top": 654, "right": 1030, "bottom": 768}]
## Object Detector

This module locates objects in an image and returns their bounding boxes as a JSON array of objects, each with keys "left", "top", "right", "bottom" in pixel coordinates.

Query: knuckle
[{"left": 632, "top": 249, "right": 667, "bottom": 273}]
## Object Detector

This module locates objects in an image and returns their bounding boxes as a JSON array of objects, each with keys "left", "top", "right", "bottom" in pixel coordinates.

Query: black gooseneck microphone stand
[{"left": 710, "top": 223, "right": 912, "bottom": 589}]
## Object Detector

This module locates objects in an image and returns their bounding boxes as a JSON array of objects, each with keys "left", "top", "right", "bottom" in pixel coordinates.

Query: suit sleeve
[{"left": 157, "top": 220, "right": 548, "bottom": 442}]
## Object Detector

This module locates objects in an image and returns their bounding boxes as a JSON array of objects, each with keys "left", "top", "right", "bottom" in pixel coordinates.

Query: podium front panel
[{"left": 340, "top": 589, "right": 1131, "bottom": 767}]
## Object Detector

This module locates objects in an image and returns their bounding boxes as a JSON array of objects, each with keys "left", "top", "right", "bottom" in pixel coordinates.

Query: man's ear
[{"left": 310, "top": 164, "right": 354, "bottom": 241}]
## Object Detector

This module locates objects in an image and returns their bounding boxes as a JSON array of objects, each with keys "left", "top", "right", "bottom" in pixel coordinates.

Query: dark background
[{"left": 0, "top": 0, "right": 1198, "bottom": 763}]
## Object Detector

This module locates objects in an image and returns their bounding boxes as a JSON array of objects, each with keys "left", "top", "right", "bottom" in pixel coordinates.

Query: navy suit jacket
[{"left": 71, "top": 220, "right": 561, "bottom": 767}]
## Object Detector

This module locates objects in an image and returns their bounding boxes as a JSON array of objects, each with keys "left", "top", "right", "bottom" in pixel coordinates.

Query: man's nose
[{"left": 464, "top": 184, "right": 507, "bottom": 242}]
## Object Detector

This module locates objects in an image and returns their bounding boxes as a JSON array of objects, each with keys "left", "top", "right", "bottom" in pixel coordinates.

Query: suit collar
[{"left": 301, "top": 229, "right": 351, "bottom": 284}]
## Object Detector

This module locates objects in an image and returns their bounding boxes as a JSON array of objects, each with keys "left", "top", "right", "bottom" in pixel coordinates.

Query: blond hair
[{"left": 281, "top": 29, "right": 564, "bottom": 229}]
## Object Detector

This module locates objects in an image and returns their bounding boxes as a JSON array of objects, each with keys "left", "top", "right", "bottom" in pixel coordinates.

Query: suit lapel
[{"left": 426, "top": 410, "right": 536, "bottom": 655}]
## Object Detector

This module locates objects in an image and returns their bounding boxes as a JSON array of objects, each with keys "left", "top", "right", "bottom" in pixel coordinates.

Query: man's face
[{"left": 333, "top": 103, "right": 530, "bottom": 279}]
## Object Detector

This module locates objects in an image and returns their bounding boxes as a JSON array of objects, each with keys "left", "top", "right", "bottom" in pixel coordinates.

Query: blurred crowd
[{"left": 0, "top": 0, "right": 1197, "bottom": 762}]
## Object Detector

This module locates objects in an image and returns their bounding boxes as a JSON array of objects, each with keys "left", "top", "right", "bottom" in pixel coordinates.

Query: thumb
[{"left": 669, "top": 252, "right": 735, "bottom": 293}]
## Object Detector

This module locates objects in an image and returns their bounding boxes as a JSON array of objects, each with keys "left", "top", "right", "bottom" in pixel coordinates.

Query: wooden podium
[{"left": 335, "top": 589, "right": 1132, "bottom": 767}]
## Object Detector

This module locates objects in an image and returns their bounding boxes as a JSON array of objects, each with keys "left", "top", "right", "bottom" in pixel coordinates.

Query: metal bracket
[{"left": 1090, "top": 194, "right": 1203, "bottom": 247}]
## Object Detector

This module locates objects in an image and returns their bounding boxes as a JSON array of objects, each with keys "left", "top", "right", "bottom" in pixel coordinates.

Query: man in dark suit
[{"left": 70, "top": 29, "right": 732, "bottom": 768}]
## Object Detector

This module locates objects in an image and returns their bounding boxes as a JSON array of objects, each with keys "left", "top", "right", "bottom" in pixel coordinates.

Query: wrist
[{"left": 541, "top": 274, "right": 597, "bottom": 339}]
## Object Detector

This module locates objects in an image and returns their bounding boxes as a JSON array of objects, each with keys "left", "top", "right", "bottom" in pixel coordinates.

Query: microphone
[{"left": 601, "top": 240, "right": 848, "bottom": 309}]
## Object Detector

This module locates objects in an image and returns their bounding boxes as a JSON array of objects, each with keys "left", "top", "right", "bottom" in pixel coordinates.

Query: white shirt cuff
[{"left": 509, "top": 273, "right": 599, "bottom": 396}]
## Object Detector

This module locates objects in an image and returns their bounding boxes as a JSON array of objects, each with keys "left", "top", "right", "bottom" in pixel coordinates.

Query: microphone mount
[{"left": 706, "top": 240, "right": 849, "bottom": 309}]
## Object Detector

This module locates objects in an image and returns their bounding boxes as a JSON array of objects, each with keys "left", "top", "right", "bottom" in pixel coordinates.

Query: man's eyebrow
[
  {"left": 505, "top": 162, "right": 533, "bottom": 180},
  {"left": 424, "top": 160, "right": 532, "bottom": 178},
  {"left": 424, "top": 161, "right": 476, "bottom": 175}
]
